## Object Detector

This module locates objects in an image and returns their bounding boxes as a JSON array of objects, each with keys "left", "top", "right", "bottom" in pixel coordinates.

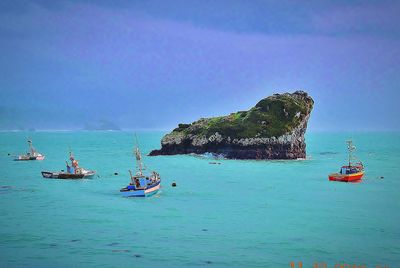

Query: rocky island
[{"left": 150, "top": 91, "right": 314, "bottom": 159}]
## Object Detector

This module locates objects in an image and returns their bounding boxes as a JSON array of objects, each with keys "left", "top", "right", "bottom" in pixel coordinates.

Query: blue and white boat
[{"left": 120, "top": 138, "right": 161, "bottom": 197}]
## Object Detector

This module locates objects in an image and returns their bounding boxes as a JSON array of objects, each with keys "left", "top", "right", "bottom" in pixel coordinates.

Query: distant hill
[{"left": 83, "top": 120, "right": 121, "bottom": 131}]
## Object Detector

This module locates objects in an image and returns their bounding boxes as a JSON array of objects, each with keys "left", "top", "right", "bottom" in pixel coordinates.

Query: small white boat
[{"left": 14, "top": 139, "right": 45, "bottom": 161}]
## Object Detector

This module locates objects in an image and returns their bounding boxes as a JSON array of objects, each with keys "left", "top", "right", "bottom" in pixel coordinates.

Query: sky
[{"left": 0, "top": 0, "right": 399, "bottom": 131}]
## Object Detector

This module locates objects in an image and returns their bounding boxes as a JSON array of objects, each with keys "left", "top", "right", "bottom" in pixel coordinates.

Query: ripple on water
[
  {"left": 319, "top": 151, "right": 338, "bottom": 155},
  {"left": 106, "top": 242, "right": 120, "bottom": 247},
  {"left": 112, "top": 249, "right": 130, "bottom": 253}
]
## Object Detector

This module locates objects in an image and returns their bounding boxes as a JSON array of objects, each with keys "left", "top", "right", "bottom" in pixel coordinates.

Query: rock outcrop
[{"left": 150, "top": 91, "right": 314, "bottom": 159}]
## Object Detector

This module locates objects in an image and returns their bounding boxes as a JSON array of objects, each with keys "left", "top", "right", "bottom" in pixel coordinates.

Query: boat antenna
[
  {"left": 129, "top": 170, "right": 134, "bottom": 183},
  {"left": 68, "top": 145, "right": 73, "bottom": 159}
]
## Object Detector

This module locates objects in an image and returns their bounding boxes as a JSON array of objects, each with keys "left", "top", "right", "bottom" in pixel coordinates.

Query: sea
[{"left": 0, "top": 131, "right": 399, "bottom": 268}]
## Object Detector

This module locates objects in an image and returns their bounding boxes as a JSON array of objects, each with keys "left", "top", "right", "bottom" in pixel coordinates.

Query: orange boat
[{"left": 329, "top": 140, "right": 364, "bottom": 182}]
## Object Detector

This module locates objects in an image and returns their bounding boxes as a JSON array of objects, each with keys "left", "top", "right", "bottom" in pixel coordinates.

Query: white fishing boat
[
  {"left": 41, "top": 149, "right": 95, "bottom": 179},
  {"left": 14, "top": 139, "right": 45, "bottom": 161}
]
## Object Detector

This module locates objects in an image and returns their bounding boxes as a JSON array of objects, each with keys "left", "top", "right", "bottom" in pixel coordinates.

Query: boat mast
[
  {"left": 346, "top": 140, "right": 355, "bottom": 167},
  {"left": 134, "top": 134, "right": 143, "bottom": 176},
  {"left": 28, "top": 139, "right": 35, "bottom": 155}
]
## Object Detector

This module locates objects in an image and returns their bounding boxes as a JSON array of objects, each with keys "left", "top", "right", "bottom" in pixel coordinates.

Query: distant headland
[
  {"left": 150, "top": 90, "right": 314, "bottom": 159},
  {"left": 83, "top": 120, "right": 121, "bottom": 131}
]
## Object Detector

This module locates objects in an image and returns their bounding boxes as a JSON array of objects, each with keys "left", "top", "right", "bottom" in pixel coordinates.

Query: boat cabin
[
  {"left": 340, "top": 166, "right": 361, "bottom": 175},
  {"left": 128, "top": 176, "right": 156, "bottom": 190}
]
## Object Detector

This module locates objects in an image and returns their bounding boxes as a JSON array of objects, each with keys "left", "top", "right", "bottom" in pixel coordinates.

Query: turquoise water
[{"left": 0, "top": 131, "right": 399, "bottom": 268}]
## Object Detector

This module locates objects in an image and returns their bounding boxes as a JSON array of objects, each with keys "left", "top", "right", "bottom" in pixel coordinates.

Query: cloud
[
  {"left": 312, "top": 2, "right": 400, "bottom": 37},
  {"left": 0, "top": 1, "right": 399, "bottom": 130},
  {"left": 3, "top": 0, "right": 399, "bottom": 37}
]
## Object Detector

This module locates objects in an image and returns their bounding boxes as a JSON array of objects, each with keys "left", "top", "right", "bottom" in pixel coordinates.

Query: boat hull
[
  {"left": 120, "top": 181, "right": 161, "bottom": 197},
  {"left": 15, "top": 155, "right": 45, "bottom": 161},
  {"left": 41, "top": 171, "right": 95, "bottom": 179},
  {"left": 329, "top": 171, "right": 364, "bottom": 182}
]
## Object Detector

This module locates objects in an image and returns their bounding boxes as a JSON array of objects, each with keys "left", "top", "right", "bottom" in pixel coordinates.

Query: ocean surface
[{"left": 0, "top": 131, "right": 399, "bottom": 268}]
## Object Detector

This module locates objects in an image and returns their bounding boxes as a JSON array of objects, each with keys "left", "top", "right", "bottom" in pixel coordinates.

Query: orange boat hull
[{"left": 329, "top": 171, "right": 364, "bottom": 182}]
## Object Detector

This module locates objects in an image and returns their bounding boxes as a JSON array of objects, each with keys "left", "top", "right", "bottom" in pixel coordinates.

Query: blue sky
[{"left": 0, "top": 0, "right": 399, "bottom": 131}]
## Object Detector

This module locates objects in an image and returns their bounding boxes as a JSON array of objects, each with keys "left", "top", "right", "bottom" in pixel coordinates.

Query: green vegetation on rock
[{"left": 171, "top": 91, "right": 313, "bottom": 139}]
